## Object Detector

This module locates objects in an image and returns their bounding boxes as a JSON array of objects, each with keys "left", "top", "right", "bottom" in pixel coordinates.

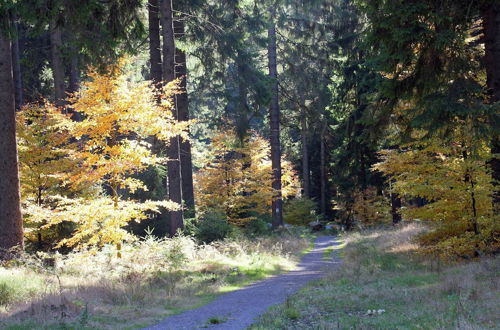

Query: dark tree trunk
[
  {"left": 320, "top": 127, "right": 327, "bottom": 216},
  {"left": 68, "top": 54, "right": 79, "bottom": 93},
  {"left": 161, "top": 0, "right": 183, "bottom": 235},
  {"left": 148, "top": 0, "right": 162, "bottom": 86},
  {"left": 482, "top": 3, "right": 500, "bottom": 212},
  {"left": 67, "top": 53, "right": 82, "bottom": 121},
  {"left": 174, "top": 18, "right": 195, "bottom": 218},
  {"left": 390, "top": 191, "right": 402, "bottom": 224},
  {"left": 267, "top": 13, "right": 283, "bottom": 228},
  {"left": 301, "top": 111, "right": 310, "bottom": 199},
  {"left": 49, "top": 18, "right": 65, "bottom": 106},
  {"left": 10, "top": 16, "right": 22, "bottom": 110},
  {"left": 0, "top": 26, "right": 24, "bottom": 258}
]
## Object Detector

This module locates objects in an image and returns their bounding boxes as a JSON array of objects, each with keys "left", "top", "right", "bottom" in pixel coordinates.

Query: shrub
[
  {"left": 283, "top": 198, "right": 317, "bottom": 226},
  {"left": 194, "top": 212, "right": 233, "bottom": 244},
  {"left": 244, "top": 218, "right": 271, "bottom": 237}
]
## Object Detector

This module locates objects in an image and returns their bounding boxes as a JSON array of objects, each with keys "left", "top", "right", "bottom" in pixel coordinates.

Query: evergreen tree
[{"left": 0, "top": 9, "right": 24, "bottom": 258}]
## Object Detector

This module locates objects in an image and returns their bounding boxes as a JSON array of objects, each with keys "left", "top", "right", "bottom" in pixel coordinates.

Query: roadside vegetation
[
  {"left": 252, "top": 223, "right": 500, "bottom": 329},
  {"left": 0, "top": 227, "right": 311, "bottom": 329}
]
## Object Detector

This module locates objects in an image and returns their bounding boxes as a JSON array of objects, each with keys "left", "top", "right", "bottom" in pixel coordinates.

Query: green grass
[
  {"left": 251, "top": 224, "right": 500, "bottom": 329},
  {"left": 0, "top": 231, "right": 313, "bottom": 330}
]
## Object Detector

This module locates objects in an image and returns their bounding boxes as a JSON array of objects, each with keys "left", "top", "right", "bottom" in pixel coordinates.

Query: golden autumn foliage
[
  {"left": 352, "top": 187, "right": 391, "bottom": 226},
  {"left": 195, "top": 130, "right": 300, "bottom": 225},
  {"left": 373, "top": 135, "right": 499, "bottom": 259},
  {"left": 16, "top": 60, "right": 187, "bottom": 252},
  {"left": 16, "top": 103, "right": 82, "bottom": 247}
]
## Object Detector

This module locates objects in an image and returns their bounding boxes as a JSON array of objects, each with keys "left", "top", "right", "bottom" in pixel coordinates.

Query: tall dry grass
[{"left": 0, "top": 231, "right": 310, "bottom": 329}]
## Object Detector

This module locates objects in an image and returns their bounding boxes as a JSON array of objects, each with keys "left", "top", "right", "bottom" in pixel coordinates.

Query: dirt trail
[{"left": 144, "top": 235, "right": 341, "bottom": 330}]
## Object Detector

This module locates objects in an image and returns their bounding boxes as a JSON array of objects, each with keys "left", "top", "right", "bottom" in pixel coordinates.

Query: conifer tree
[{"left": 0, "top": 11, "right": 24, "bottom": 258}]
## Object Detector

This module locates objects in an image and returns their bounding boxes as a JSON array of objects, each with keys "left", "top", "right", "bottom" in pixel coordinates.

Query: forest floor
[
  {"left": 0, "top": 229, "right": 312, "bottom": 329},
  {"left": 251, "top": 223, "right": 500, "bottom": 329},
  {"left": 144, "top": 235, "right": 341, "bottom": 330}
]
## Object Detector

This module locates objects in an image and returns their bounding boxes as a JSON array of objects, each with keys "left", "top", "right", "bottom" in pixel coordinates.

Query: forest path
[{"left": 144, "top": 235, "right": 341, "bottom": 330}]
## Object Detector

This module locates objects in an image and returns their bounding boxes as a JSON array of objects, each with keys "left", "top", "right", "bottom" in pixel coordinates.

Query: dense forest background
[{"left": 0, "top": 0, "right": 499, "bottom": 261}]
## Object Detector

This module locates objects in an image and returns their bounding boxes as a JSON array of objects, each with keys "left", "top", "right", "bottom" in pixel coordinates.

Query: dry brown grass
[
  {"left": 0, "top": 231, "right": 310, "bottom": 329},
  {"left": 252, "top": 223, "right": 500, "bottom": 329}
]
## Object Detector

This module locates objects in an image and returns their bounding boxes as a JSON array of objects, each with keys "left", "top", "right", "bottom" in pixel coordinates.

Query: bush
[
  {"left": 283, "top": 198, "right": 317, "bottom": 226},
  {"left": 244, "top": 218, "right": 271, "bottom": 237},
  {"left": 194, "top": 212, "right": 233, "bottom": 244}
]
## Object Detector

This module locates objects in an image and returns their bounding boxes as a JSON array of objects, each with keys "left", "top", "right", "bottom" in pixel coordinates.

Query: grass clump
[
  {"left": 251, "top": 223, "right": 499, "bottom": 329},
  {"left": 0, "top": 229, "right": 311, "bottom": 329}
]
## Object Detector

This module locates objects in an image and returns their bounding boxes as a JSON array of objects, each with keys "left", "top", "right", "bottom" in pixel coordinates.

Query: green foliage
[
  {"left": 243, "top": 218, "right": 271, "bottom": 237},
  {"left": 283, "top": 198, "right": 317, "bottom": 226},
  {"left": 193, "top": 212, "right": 233, "bottom": 244}
]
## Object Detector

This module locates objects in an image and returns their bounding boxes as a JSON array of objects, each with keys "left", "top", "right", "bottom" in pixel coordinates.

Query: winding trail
[{"left": 145, "top": 236, "right": 341, "bottom": 330}]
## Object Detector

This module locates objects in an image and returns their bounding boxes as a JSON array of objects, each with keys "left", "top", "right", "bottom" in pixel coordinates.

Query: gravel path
[{"left": 144, "top": 236, "right": 341, "bottom": 330}]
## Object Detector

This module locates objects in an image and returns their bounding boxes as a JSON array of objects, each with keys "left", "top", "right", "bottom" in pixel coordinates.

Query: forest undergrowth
[
  {"left": 252, "top": 223, "right": 500, "bottom": 329},
  {"left": 0, "top": 228, "right": 311, "bottom": 329}
]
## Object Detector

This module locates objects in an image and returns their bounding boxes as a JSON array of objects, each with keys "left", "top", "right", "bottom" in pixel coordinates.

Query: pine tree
[{"left": 0, "top": 12, "right": 24, "bottom": 258}]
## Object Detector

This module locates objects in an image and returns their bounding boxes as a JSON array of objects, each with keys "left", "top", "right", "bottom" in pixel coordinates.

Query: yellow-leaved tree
[
  {"left": 373, "top": 129, "right": 499, "bottom": 258},
  {"left": 16, "top": 103, "right": 84, "bottom": 248},
  {"left": 195, "top": 130, "right": 300, "bottom": 225},
  {"left": 38, "top": 61, "right": 189, "bottom": 253}
]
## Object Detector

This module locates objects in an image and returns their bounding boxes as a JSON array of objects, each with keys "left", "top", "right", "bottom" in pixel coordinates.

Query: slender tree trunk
[
  {"left": 174, "top": 18, "right": 195, "bottom": 218},
  {"left": 390, "top": 191, "right": 402, "bottom": 224},
  {"left": 267, "top": 11, "right": 283, "bottom": 228},
  {"left": 482, "top": 3, "right": 500, "bottom": 212},
  {"left": 0, "top": 25, "right": 24, "bottom": 259},
  {"left": 148, "top": 0, "right": 162, "bottom": 86},
  {"left": 68, "top": 54, "right": 79, "bottom": 93},
  {"left": 49, "top": 18, "right": 65, "bottom": 106},
  {"left": 301, "top": 110, "right": 310, "bottom": 199},
  {"left": 10, "top": 16, "right": 22, "bottom": 110},
  {"left": 320, "top": 126, "right": 327, "bottom": 216},
  {"left": 67, "top": 53, "right": 82, "bottom": 121},
  {"left": 161, "top": 0, "right": 183, "bottom": 235}
]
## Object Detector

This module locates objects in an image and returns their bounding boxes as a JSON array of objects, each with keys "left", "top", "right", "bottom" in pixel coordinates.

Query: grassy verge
[
  {"left": 251, "top": 223, "right": 499, "bottom": 329},
  {"left": 0, "top": 228, "right": 312, "bottom": 329}
]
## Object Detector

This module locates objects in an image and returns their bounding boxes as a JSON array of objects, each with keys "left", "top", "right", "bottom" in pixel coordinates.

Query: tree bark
[
  {"left": 390, "top": 192, "right": 402, "bottom": 224},
  {"left": 300, "top": 106, "right": 310, "bottom": 199},
  {"left": 0, "top": 25, "right": 24, "bottom": 258},
  {"left": 68, "top": 54, "right": 79, "bottom": 94},
  {"left": 320, "top": 126, "right": 327, "bottom": 216},
  {"left": 148, "top": 0, "right": 162, "bottom": 86},
  {"left": 10, "top": 16, "right": 22, "bottom": 110},
  {"left": 267, "top": 12, "right": 283, "bottom": 228},
  {"left": 482, "top": 3, "right": 500, "bottom": 212},
  {"left": 49, "top": 18, "right": 65, "bottom": 107},
  {"left": 161, "top": 0, "right": 183, "bottom": 235},
  {"left": 174, "top": 18, "right": 196, "bottom": 218}
]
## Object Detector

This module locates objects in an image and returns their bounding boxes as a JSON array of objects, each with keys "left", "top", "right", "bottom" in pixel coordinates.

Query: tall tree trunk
[
  {"left": 148, "top": 0, "right": 162, "bottom": 86},
  {"left": 161, "top": 0, "right": 183, "bottom": 235},
  {"left": 49, "top": 18, "right": 65, "bottom": 107},
  {"left": 67, "top": 53, "right": 82, "bottom": 121},
  {"left": 301, "top": 110, "right": 310, "bottom": 199},
  {"left": 0, "top": 25, "right": 24, "bottom": 258},
  {"left": 482, "top": 3, "right": 500, "bottom": 212},
  {"left": 320, "top": 126, "right": 327, "bottom": 216},
  {"left": 267, "top": 11, "right": 283, "bottom": 228},
  {"left": 390, "top": 190, "right": 402, "bottom": 224},
  {"left": 68, "top": 54, "right": 79, "bottom": 94},
  {"left": 174, "top": 18, "right": 195, "bottom": 218},
  {"left": 10, "top": 15, "right": 22, "bottom": 110}
]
